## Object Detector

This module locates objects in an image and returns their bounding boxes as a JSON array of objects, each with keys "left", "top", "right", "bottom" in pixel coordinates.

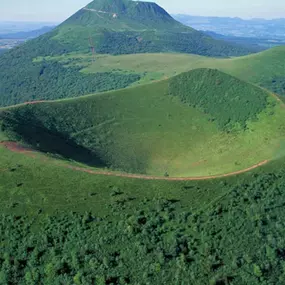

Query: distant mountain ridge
[
  {"left": 0, "top": 21, "right": 57, "bottom": 35},
  {"left": 0, "top": 26, "right": 55, "bottom": 40},
  {"left": 173, "top": 14, "right": 285, "bottom": 40}
]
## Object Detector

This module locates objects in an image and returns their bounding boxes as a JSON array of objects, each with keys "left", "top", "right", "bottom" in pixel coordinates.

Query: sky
[{"left": 0, "top": 0, "right": 285, "bottom": 22}]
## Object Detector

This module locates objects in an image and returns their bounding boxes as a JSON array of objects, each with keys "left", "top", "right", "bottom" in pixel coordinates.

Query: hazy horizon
[{"left": 1, "top": 0, "right": 285, "bottom": 22}]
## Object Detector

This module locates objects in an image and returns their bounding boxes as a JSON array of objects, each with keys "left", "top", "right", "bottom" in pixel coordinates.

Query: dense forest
[
  {"left": 0, "top": 37, "right": 140, "bottom": 106},
  {"left": 1, "top": 161, "right": 285, "bottom": 284},
  {"left": 91, "top": 30, "right": 251, "bottom": 57},
  {"left": 169, "top": 69, "right": 269, "bottom": 131}
]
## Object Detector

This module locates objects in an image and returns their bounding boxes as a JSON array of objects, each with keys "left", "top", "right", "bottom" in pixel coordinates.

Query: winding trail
[{"left": 0, "top": 141, "right": 269, "bottom": 181}]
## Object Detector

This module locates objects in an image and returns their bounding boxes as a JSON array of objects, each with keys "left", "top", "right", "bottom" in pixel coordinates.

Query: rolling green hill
[
  {"left": 45, "top": 45, "right": 285, "bottom": 95},
  {"left": 82, "top": 45, "right": 285, "bottom": 96},
  {"left": 0, "top": 0, "right": 254, "bottom": 107},
  {"left": 1, "top": 69, "right": 285, "bottom": 178}
]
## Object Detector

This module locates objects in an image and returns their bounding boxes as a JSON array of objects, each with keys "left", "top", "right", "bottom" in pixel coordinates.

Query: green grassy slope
[
  {"left": 2, "top": 134, "right": 285, "bottom": 284},
  {"left": 1, "top": 69, "right": 285, "bottom": 177},
  {"left": 213, "top": 46, "right": 285, "bottom": 96},
  {"left": 0, "top": 144, "right": 228, "bottom": 216},
  {"left": 53, "top": 46, "right": 284, "bottom": 95}
]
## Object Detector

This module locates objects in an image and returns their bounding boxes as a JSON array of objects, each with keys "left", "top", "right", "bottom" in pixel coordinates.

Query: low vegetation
[
  {"left": 0, "top": 49, "right": 8, "bottom": 55},
  {"left": 1, "top": 143, "right": 285, "bottom": 284}
]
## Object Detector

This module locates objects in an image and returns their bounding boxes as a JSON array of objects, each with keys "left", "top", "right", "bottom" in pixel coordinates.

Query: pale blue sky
[{"left": 1, "top": 0, "right": 285, "bottom": 22}]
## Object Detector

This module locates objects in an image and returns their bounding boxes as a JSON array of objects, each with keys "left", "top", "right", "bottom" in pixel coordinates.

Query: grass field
[
  {"left": 1, "top": 69, "right": 285, "bottom": 178},
  {"left": 2, "top": 139, "right": 285, "bottom": 284},
  {"left": 0, "top": 133, "right": 283, "bottom": 216},
  {"left": 34, "top": 46, "right": 285, "bottom": 93},
  {"left": 0, "top": 143, "right": 231, "bottom": 217}
]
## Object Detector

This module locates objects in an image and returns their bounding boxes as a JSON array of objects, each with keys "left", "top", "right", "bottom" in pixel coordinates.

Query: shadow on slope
[{"left": 0, "top": 109, "right": 106, "bottom": 168}]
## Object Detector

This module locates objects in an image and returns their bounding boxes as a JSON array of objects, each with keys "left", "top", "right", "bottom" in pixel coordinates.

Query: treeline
[
  {"left": 0, "top": 62, "right": 140, "bottom": 107},
  {"left": 96, "top": 30, "right": 251, "bottom": 57},
  {"left": 1, "top": 164, "right": 285, "bottom": 284},
  {"left": 169, "top": 69, "right": 269, "bottom": 131},
  {"left": 0, "top": 60, "right": 140, "bottom": 106}
]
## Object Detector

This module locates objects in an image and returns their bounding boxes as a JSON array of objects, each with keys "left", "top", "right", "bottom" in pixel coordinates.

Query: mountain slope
[
  {"left": 1, "top": 69, "right": 284, "bottom": 177},
  {"left": 51, "top": 0, "right": 250, "bottom": 56}
]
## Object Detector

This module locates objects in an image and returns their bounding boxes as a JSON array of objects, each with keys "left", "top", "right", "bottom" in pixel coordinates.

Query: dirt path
[
  {"left": 23, "top": 100, "right": 47, "bottom": 105},
  {"left": 65, "top": 160, "right": 268, "bottom": 181},
  {"left": 0, "top": 141, "right": 269, "bottom": 181}
]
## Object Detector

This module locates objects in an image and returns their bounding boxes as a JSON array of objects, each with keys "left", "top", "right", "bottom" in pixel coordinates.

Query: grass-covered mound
[{"left": 1, "top": 69, "right": 285, "bottom": 177}]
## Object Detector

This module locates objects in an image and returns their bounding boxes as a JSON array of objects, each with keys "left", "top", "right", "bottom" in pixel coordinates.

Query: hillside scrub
[
  {"left": 169, "top": 69, "right": 269, "bottom": 130},
  {"left": 1, "top": 159, "right": 285, "bottom": 284}
]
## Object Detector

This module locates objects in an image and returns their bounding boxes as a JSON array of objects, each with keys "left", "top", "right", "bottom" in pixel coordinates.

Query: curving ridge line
[{"left": 0, "top": 141, "right": 269, "bottom": 181}]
